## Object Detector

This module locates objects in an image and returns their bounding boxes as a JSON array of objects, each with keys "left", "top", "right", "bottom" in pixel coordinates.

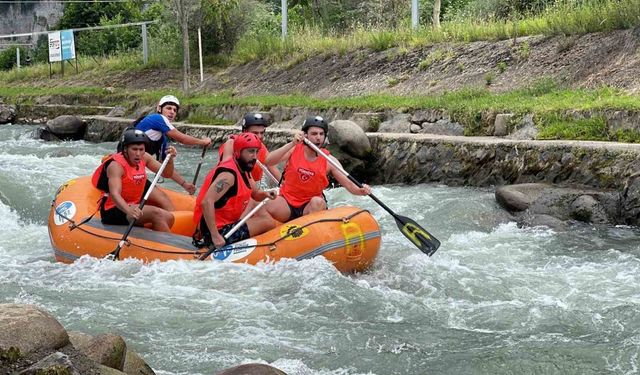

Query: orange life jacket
[
  {"left": 280, "top": 143, "right": 329, "bottom": 207},
  {"left": 193, "top": 158, "right": 252, "bottom": 229},
  {"left": 91, "top": 153, "right": 147, "bottom": 210}
]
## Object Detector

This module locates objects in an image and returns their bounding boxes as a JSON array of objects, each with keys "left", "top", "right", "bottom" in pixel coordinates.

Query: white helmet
[{"left": 158, "top": 95, "right": 180, "bottom": 108}]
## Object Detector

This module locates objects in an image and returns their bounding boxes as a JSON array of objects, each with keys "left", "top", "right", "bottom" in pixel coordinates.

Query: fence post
[
  {"left": 142, "top": 23, "right": 148, "bottom": 64},
  {"left": 281, "top": 0, "right": 287, "bottom": 40},
  {"left": 411, "top": 0, "right": 419, "bottom": 30},
  {"left": 198, "top": 27, "right": 204, "bottom": 82},
  {"left": 16, "top": 47, "right": 20, "bottom": 68}
]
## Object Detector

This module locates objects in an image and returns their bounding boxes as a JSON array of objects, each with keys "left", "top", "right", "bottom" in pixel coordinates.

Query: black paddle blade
[{"left": 394, "top": 215, "right": 440, "bottom": 256}]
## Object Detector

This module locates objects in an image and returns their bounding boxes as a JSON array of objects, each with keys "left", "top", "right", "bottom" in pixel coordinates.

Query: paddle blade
[{"left": 394, "top": 215, "right": 440, "bottom": 256}]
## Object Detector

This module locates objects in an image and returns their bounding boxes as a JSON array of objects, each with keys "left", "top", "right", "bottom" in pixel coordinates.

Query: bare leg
[
  {"left": 303, "top": 196, "right": 326, "bottom": 215},
  {"left": 147, "top": 188, "right": 175, "bottom": 211},
  {"left": 137, "top": 206, "right": 174, "bottom": 232},
  {"left": 265, "top": 196, "right": 292, "bottom": 223}
]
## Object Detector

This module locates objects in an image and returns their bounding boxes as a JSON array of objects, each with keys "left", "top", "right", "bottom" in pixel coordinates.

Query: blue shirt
[{"left": 135, "top": 114, "right": 175, "bottom": 159}]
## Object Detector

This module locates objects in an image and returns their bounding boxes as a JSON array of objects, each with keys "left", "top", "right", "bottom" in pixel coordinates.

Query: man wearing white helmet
[{"left": 132, "top": 95, "right": 212, "bottom": 195}]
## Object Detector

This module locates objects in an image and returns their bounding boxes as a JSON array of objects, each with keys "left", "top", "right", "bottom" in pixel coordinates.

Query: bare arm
[
  {"left": 327, "top": 156, "right": 371, "bottom": 196},
  {"left": 220, "top": 138, "right": 234, "bottom": 162},
  {"left": 166, "top": 128, "right": 211, "bottom": 147},
  {"left": 264, "top": 131, "right": 304, "bottom": 166},
  {"left": 201, "top": 171, "right": 234, "bottom": 247},
  {"left": 144, "top": 148, "right": 175, "bottom": 178},
  {"left": 263, "top": 150, "right": 282, "bottom": 181}
]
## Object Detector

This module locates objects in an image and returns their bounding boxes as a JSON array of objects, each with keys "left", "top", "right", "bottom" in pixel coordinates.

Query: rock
[
  {"left": 0, "top": 304, "right": 69, "bottom": 355},
  {"left": 98, "top": 363, "right": 128, "bottom": 374},
  {"left": 348, "top": 112, "right": 384, "bottom": 132},
  {"left": 0, "top": 104, "right": 16, "bottom": 124},
  {"left": 411, "top": 109, "right": 444, "bottom": 123},
  {"left": 82, "top": 333, "right": 127, "bottom": 371},
  {"left": 32, "top": 126, "right": 61, "bottom": 141},
  {"left": 495, "top": 184, "right": 547, "bottom": 212},
  {"left": 123, "top": 349, "right": 155, "bottom": 375},
  {"left": 107, "top": 106, "right": 127, "bottom": 117},
  {"left": 506, "top": 113, "right": 537, "bottom": 140},
  {"left": 46, "top": 115, "right": 87, "bottom": 140},
  {"left": 328, "top": 120, "right": 371, "bottom": 159},
  {"left": 68, "top": 331, "right": 94, "bottom": 350},
  {"left": 419, "top": 119, "right": 464, "bottom": 136},
  {"left": 570, "top": 194, "right": 610, "bottom": 224},
  {"left": 520, "top": 214, "right": 568, "bottom": 230},
  {"left": 131, "top": 105, "right": 155, "bottom": 121},
  {"left": 216, "top": 363, "right": 287, "bottom": 375},
  {"left": 17, "top": 351, "right": 80, "bottom": 375},
  {"left": 410, "top": 123, "right": 422, "bottom": 133},
  {"left": 494, "top": 113, "right": 513, "bottom": 136},
  {"left": 378, "top": 113, "right": 411, "bottom": 133},
  {"left": 620, "top": 174, "right": 640, "bottom": 226}
]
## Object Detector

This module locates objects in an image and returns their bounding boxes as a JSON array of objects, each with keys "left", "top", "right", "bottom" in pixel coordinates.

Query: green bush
[{"left": 0, "top": 46, "right": 27, "bottom": 71}]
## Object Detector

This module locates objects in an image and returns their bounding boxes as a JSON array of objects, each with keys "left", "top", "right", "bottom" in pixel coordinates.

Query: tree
[
  {"left": 167, "top": 0, "right": 201, "bottom": 93},
  {"left": 433, "top": 0, "right": 441, "bottom": 28}
]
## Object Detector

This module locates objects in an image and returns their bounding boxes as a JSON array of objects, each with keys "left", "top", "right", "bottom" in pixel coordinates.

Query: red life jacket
[
  {"left": 280, "top": 143, "right": 329, "bottom": 207},
  {"left": 217, "top": 136, "right": 268, "bottom": 181},
  {"left": 91, "top": 153, "right": 147, "bottom": 210},
  {"left": 193, "top": 158, "right": 252, "bottom": 229}
]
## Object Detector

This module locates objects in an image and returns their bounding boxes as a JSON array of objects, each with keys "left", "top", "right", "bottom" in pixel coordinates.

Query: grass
[{"left": 229, "top": 0, "right": 640, "bottom": 64}]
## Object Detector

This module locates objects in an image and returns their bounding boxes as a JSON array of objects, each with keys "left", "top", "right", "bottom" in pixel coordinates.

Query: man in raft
[
  {"left": 218, "top": 113, "right": 282, "bottom": 185},
  {"left": 92, "top": 128, "right": 177, "bottom": 232},
  {"left": 264, "top": 116, "right": 372, "bottom": 222},
  {"left": 193, "top": 133, "right": 278, "bottom": 248},
  {"left": 130, "top": 95, "right": 212, "bottom": 195}
]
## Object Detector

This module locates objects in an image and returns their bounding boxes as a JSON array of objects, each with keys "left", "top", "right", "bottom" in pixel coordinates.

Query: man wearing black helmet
[
  {"left": 92, "top": 129, "right": 177, "bottom": 231},
  {"left": 264, "top": 116, "right": 371, "bottom": 222},
  {"left": 219, "top": 113, "right": 281, "bottom": 185}
]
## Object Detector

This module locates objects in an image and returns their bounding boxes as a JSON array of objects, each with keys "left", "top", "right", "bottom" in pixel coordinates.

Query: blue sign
[{"left": 60, "top": 30, "right": 76, "bottom": 61}]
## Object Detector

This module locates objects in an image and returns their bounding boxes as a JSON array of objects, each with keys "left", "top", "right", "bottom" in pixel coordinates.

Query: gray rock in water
[
  {"left": 495, "top": 183, "right": 549, "bottom": 212},
  {"left": 570, "top": 194, "right": 610, "bottom": 224},
  {"left": 32, "top": 126, "right": 61, "bottom": 141},
  {"left": 328, "top": 119, "right": 371, "bottom": 159},
  {"left": 81, "top": 333, "right": 127, "bottom": 371},
  {"left": 216, "top": 363, "right": 287, "bottom": 375},
  {"left": 520, "top": 214, "right": 568, "bottom": 231},
  {"left": 0, "top": 103, "right": 16, "bottom": 124},
  {"left": 46, "top": 115, "right": 87, "bottom": 140},
  {"left": 0, "top": 304, "right": 69, "bottom": 355}
]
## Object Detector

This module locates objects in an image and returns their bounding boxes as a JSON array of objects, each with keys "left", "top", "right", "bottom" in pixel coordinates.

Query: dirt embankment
[{"left": 12, "top": 27, "right": 640, "bottom": 97}]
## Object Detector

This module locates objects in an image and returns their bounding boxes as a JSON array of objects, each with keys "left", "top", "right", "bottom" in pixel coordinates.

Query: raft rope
[{"left": 52, "top": 201, "right": 371, "bottom": 257}]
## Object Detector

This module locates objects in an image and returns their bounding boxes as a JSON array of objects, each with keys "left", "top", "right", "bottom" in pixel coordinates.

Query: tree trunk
[
  {"left": 433, "top": 0, "right": 441, "bottom": 29},
  {"left": 181, "top": 18, "right": 190, "bottom": 93}
]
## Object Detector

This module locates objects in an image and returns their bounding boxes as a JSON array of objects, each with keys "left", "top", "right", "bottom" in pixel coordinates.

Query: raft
[{"left": 48, "top": 176, "right": 381, "bottom": 272}]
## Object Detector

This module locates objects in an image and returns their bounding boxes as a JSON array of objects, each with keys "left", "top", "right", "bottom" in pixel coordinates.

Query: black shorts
[
  {"left": 195, "top": 217, "right": 250, "bottom": 247},
  {"left": 101, "top": 206, "right": 130, "bottom": 225},
  {"left": 99, "top": 180, "right": 148, "bottom": 225},
  {"left": 287, "top": 201, "right": 309, "bottom": 221}
]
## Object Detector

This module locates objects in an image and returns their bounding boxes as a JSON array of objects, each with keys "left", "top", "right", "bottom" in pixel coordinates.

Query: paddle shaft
[
  {"left": 191, "top": 145, "right": 208, "bottom": 186},
  {"left": 303, "top": 138, "right": 440, "bottom": 255},
  {"left": 198, "top": 197, "right": 271, "bottom": 260},
  {"left": 256, "top": 160, "right": 279, "bottom": 186},
  {"left": 107, "top": 154, "right": 173, "bottom": 260}
]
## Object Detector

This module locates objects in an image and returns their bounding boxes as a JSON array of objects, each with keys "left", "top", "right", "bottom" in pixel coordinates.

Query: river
[{"left": 1, "top": 124, "right": 640, "bottom": 374}]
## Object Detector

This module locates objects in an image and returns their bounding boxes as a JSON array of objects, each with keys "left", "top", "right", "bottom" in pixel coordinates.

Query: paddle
[
  {"left": 256, "top": 160, "right": 279, "bottom": 186},
  {"left": 198, "top": 196, "right": 273, "bottom": 260},
  {"left": 303, "top": 138, "right": 440, "bottom": 256},
  {"left": 106, "top": 154, "right": 173, "bottom": 260},
  {"left": 191, "top": 145, "right": 208, "bottom": 186}
]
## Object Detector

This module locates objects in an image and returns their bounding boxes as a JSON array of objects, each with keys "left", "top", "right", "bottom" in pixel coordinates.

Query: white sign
[
  {"left": 48, "top": 31, "right": 61, "bottom": 62},
  {"left": 54, "top": 201, "right": 76, "bottom": 226}
]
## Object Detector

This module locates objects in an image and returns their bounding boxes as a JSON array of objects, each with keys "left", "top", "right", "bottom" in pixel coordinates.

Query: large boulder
[
  {"left": 328, "top": 119, "right": 371, "bottom": 159},
  {"left": 620, "top": 173, "right": 640, "bottom": 226},
  {"left": 378, "top": 113, "right": 411, "bottom": 133},
  {"left": 216, "top": 363, "right": 287, "bottom": 375},
  {"left": 45, "top": 115, "right": 87, "bottom": 140},
  {"left": 0, "top": 304, "right": 69, "bottom": 355},
  {"left": 17, "top": 351, "right": 80, "bottom": 375},
  {"left": 76, "top": 333, "right": 127, "bottom": 371},
  {"left": 0, "top": 103, "right": 16, "bottom": 124},
  {"left": 70, "top": 331, "right": 154, "bottom": 375}
]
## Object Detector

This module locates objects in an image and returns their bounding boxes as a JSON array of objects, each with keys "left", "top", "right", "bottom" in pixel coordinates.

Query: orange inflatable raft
[{"left": 48, "top": 176, "right": 381, "bottom": 272}]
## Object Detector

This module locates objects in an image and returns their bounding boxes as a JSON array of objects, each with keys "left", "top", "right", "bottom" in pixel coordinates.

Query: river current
[{"left": 1, "top": 124, "right": 639, "bottom": 374}]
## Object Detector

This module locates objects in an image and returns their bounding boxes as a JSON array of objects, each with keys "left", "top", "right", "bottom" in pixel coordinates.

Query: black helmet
[
  {"left": 121, "top": 128, "right": 150, "bottom": 147},
  {"left": 242, "top": 113, "right": 269, "bottom": 129},
  {"left": 302, "top": 116, "right": 328, "bottom": 134}
]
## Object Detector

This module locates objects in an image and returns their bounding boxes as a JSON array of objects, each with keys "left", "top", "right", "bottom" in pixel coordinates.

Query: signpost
[{"left": 48, "top": 29, "right": 77, "bottom": 77}]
